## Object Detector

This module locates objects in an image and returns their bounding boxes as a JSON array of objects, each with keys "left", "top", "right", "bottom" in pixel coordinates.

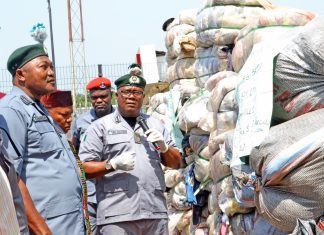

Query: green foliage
[
  {"left": 74, "top": 92, "right": 117, "bottom": 108},
  {"left": 75, "top": 93, "right": 91, "bottom": 108}
]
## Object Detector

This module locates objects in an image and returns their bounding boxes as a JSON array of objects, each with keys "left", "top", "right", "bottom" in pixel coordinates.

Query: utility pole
[
  {"left": 67, "top": 0, "right": 88, "bottom": 111},
  {"left": 47, "top": 0, "right": 56, "bottom": 73}
]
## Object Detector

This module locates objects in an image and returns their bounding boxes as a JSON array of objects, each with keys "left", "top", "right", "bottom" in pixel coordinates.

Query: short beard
[{"left": 95, "top": 106, "right": 111, "bottom": 118}]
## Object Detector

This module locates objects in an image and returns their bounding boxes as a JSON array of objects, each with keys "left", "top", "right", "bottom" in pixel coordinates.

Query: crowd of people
[{"left": 0, "top": 43, "right": 181, "bottom": 235}]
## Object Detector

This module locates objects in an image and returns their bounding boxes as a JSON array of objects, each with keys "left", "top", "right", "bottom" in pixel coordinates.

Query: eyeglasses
[{"left": 119, "top": 90, "right": 144, "bottom": 98}]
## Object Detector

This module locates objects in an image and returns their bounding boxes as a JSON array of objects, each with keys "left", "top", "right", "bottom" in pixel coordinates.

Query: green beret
[
  {"left": 115, "top": 74, "right": 146, "bottom": 89},
  {"left": 7, "top": 43, "right": 48, "bottom": 76}
]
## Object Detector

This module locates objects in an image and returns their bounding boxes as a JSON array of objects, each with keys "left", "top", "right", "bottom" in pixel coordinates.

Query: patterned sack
[
  {"left": 250, "top": 109, "right": 324, "bottom": 232},
  {"left": 273, "top": 17, "right": 324, "bottom": 122}
]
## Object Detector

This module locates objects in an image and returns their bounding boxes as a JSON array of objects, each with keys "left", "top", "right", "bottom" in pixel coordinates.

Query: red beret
[
  {"left": 40, "top": 90, "right": 73, "bottom": 108},
  {"left": 0, "top": 92, "right": 6, "bottom": 99},
  {"left": 86, "top": 77, "right": 111, "bottom": 90}
]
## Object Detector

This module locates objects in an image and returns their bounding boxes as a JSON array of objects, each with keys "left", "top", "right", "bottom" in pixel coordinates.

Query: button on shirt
[
  {"left": 79, "top": 109, "right": 176, "bottom": 225},
  {"left": 0, "top": 87, "right": 85, "bottom": 235}
]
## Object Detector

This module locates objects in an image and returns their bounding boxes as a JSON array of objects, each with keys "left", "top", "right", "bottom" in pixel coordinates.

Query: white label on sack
[{"left": 232, "top": 37, "right": 295, "bottom": 166}]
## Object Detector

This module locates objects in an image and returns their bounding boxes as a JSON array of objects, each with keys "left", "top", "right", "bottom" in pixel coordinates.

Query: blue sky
[{"left": 0, "top": 1, "right": 323, "bottom": 68}]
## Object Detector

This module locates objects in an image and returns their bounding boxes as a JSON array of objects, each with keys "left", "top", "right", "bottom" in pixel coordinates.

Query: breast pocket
[
  {"left": 105, "top": 135, "right": 132, "bottom": 157},
  {"left": 34, "top": 122, "right": 63, "bottom": 153}
]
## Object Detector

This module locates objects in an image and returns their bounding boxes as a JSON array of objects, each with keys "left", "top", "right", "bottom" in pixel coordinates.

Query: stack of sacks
[
  {"left": 165, "top": 167, "right": 192, "bottom": 235},
  {"left": 232, "top": 8, "right": 315, "bottom": 72},
  {"left": 165, "top": 9, "right": 199, "bottom": 94},
  {"left": 203, "top": 71, "right": 241, "bottom": 155},
  {"left": 165, "top": 9, "right": 197, "bottom": 65},
  {"left": 194, "top": 0, "right": 268, "bottom": 88},
  {"left": 201, "top": 70, "right": 258, "bottom": 234},
  {"left": 196, "top": 0, "right": 267, "bottom": 47}
]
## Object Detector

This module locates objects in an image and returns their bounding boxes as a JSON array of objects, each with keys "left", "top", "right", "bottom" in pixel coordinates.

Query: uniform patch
[{"left": 107, "top": 130, "right": 127, "bottom": 135}]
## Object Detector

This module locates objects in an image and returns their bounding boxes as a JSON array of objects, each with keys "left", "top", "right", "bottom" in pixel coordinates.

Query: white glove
[
  {"left": 145, "top": 129, "right": 169, "bottom": 153},
  {"left": 110, "top": 152, "right": 135, "bottom": 171}
]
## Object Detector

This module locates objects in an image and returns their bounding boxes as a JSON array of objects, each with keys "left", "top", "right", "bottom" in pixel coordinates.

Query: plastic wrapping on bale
[
  {"left": 216, "top": 111, "right": 238, "bottom": 135},
  {"left": 172, "top": 32, "right": 197, "bottom": 58},
  {"left": 167, "top": 63, "right": 177, "bottom": 83},
  {"left": 177, "top": 9, "right": 198, "bottom": 26},
  {"left": 150, "top": 112, "right": 170, "bottom": 126},
  {"left": 200, "top": 146, "right": 211, "bottom": 160},
  {"left": 165, "top": 24, "right": 195, "bottom": 48},
  {"left": 206, "top": 213, "right": 216, "bottom": 235},
  {"left": 197, "top": 28, "right": 240, "bottom": 47},
  {"left": 170, "top": 79, "right": 200, "bottom": 97},
  {"left": 148, "top": 93, "right": 168, "bottom": 108},
  {"left": 203, "top": 0, "right": 264, "bottom": 7},
  {"left": 147, "top": 103, "right": 168, "bottom": 116},
  {"left": 174, "top": 181, "right": 187, "bottom": 196},
  {"left": 207, "top": 76, "right": 241, "bottom": 113},
  {"left": 190, "top": 127, "right": 210, "bottom": 136},
  {"left": 170, "top": 187, "right": 192, "bottom": 211},
  {"left": 273, "top": 17, "right": 324, "bottom": 122},
  {"left": 177, "top": 210, "right": 193, "bottom": 232},
  {"left": 250, "top": 109, "right": 324, "bottom": 233},
  {"left": 231, "top": 164, "right": 256, "bottom": 208},
  {"left": 218, "top": 177, "right": 253, "bottom": 216},
  {"left": 170, "top": 81, "right": 200, "bottom": 96},
  {"left": 165, "top": 169, "right": 184, "bottom": 188},
  {"left": 168, "top": 57, "right": 196, "bottom": 84},
  {"left": 211, "top": 44, "right": 233, "bottom": 71},
  {"left": 168, "top": 210, "right": 185, "bottom": 234},
  {"left": 198, "top": 111, "right": 216, "bottom": 133},
  {"left": 205, "top": 71, "right": 238, "bottom": 92},
  {"left": 209, "top": 150, "right": 231, "bottom": 183},
  {"left": 208, "top": 130, "right": 229, "bottom": 156},
  {"left": 178, "top": 92, "right": 210, "bottom": 132},
  {"left": 208, "top": 183, "right": 222, "bottom": 214},
  {"left": 257, "top": 8, "right": 315, "bottom": 27},
  {"left": 219, "top": 90, "right": 238, "bottom": 113},
  {"left": 232, "top": 25, "right": 296, "bottom": 72},
  {"left": 194, "top": 155, "right": 210, "bottom": 182},
  {"left": 229, "top": 211, "right": 255, "bottom": 235},
  {"left": 195, "top": 6, "right": 265, "bottom": 33},
  {"left": 189, "top": 135, "right": 209, "bottom": 154},
  {"left": 195, "top": 47, "right": 221, "bottom": 88}
]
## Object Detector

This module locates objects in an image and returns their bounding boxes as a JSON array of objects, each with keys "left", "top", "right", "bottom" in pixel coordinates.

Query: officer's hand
[
  {"left": 110, "top": 152, "right": 135, "bottom": 171},
  {"left": 145, "top": 129, "right": 168, "bottom": 153}
]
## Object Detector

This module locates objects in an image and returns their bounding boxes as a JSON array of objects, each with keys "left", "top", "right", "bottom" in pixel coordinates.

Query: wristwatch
[{"left": 105, "top": 160, "right": 114, "bottom": 171}]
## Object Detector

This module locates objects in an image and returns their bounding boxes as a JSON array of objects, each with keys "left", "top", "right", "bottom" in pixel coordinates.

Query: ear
[{"left": 15, "top": 68, "right": 26, "bottom": 83}]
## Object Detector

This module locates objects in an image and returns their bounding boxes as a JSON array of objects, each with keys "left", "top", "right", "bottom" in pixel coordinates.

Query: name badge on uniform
[
  {"left": 107, "top": 130, "right": 127, "bottom": 135},
  {"left": 134, "top": 132, "right": 141, "bottom": 144},
  {"left": 33, "top": 115, "right": 48, "bottom": 122}
]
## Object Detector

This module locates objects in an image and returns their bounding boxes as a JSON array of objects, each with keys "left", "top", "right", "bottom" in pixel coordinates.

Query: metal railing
[{"left": 0, "top": 61, "right": 168, "bottom": 114}]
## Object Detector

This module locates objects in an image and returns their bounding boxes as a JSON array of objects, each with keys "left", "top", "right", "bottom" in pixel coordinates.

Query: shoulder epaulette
[{"left": 20, "top": 95, "right": 32, "bottom": 105}]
